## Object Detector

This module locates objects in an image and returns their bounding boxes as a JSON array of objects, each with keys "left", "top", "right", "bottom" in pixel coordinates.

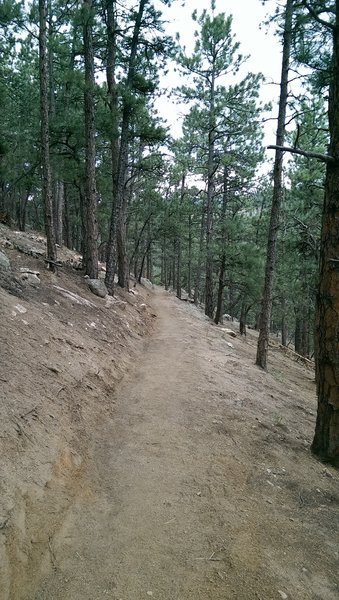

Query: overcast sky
[{"left": 156, "top": 0, "right": 282, "bottom": 154}]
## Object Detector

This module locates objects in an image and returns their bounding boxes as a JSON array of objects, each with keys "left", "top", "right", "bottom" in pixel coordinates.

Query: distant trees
[
  {"left": 176, "top": 6, "right": 264, "bottom": 319},
  {"left": 0, "top": 0, "right": 337, "bottom": 462}
]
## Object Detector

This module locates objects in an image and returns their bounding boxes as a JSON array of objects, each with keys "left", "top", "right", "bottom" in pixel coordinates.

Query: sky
[{"left": 155, "top": 0, "right": 283, "bottom": 160}]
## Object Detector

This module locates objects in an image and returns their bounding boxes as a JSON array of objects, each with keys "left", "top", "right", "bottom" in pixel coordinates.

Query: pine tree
[
  {"left": 256, "top": 0, "right": 294, "bottom": 370},
  {"left": 39, "top": 0, "right": 57, "bottom": 267},
  {"left": 177, "top": 3, "right": 263, "bottom": 318}
]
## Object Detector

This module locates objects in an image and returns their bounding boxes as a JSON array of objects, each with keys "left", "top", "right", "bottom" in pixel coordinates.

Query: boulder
[
  {"left": 20, "top": 267, "right": 40, "bottom": 276},
  {"left": 223, "top": 313, "right": 232, "bottom": 321},
  {"left": 20, "top": 272, "right": 41, "bottom": 287},
  {"left": 221, "top": 328, "right": 237, "bottom": 338},
  {"left": 0, "top": 250, "right": 10, "bottom": 270},
  {"left": 88, "top": 278, "right": 108, "bottom": 298}
]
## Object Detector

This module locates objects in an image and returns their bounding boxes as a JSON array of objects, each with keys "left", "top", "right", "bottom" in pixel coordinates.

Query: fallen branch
[{"left": 278, "top": 345, "right": 314, "bottom": 368}]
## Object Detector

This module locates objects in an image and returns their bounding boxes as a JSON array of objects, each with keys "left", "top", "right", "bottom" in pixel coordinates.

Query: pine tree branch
[
  {"left": 301, "top": 1, "right": 334, "bottom": 30},
  {"left": 267, "top": 145, "right": 335, "bottom": 163}
]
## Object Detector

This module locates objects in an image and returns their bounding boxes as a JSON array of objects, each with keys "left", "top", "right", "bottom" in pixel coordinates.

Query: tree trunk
[
  {"left": 16, "top": 190, "right": 29, "bottom": 232},
  {"left": 176, "top": 173, "right": 185, "bottom": 299},
  {"left": 281, "top": 297, "right": 288, "bottom": 347},
  {"left": 163, "top": 240, "right": 168, "bottom": 290},
  {"left": 194, "top": 204, "right": 205, "bottom": 305},
  {"left": 256, "top": 0, "right": 293, "bottom": 369},
  {"left": 311, "top": 1, "right": 339, "bottom": 465},
  {"left": 54, "top": 180, "right": 64, "bottom": 246},
  {"left": 82, "top": 0, "right": 98, "bottom": 278},
  {"left": 205, "top": 68, "right": 216, "bottom": 319},
  {"left": 214, "top": 253, "right": 226, "bottom": 325},
  {"left": 215, "top": 167, "right": 229, "bottom": 325},
  {"left": 240, "top": 300, "right": 247, "bottom": 336},
  {"left": 104, "top": 0, "right": 119, "bottom": 294},
  {"left": 146, "top": 224, "right": 152, "bottom": 281},
  {"left": 39, "top": 0, "right": 57, "bottom": 266},
  {"left": 295, "top": 313, "right": 302, "bottom": 354},
  {"left": 138, "top": 240, "right": 151, "bottom": 284},
  {"left": 187, "top": 212, "right": 192, "bottom": 298},
  {"left": 111, "top": 0, "right": 146, "bottom": 290},
  {"left": 172, "top": 240, "right": 176, "bottom": 292},
  {"left": 64, "top": 184, "right": 72, "bottom": 249},
  {"left": 176, "top": 236, "right": 181, "bottom": 298}
]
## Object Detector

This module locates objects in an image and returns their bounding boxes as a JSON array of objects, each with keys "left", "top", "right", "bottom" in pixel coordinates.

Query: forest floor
[{"left": 0, "top": 225, "right": 338, "bottom": 600}]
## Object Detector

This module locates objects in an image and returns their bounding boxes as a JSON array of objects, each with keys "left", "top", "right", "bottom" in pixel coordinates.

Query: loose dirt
[{"left": 0, "top": 229, "right": 338, "bottom": 600}]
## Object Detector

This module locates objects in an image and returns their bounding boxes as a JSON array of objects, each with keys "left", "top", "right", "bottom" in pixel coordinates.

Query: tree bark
[
  {"left": 176, "top": 173, "right": 185, "bottom": 299},
  {"left": 281, "top": 297, "right": 288, "bottom": 347},
  {"left": 215, "top": 167, "right": 229, "bottom": 325},
  {"left": 104, "top": 0, "right": 119, "bottom": 294},
  {"left": 54, "top": 180, "right": 64, "bottom": 246},
  {"left": 256, "top": 0, "right": 293, "bottom": 369},
  {"left": 39, "top": 0, "right": 57, "bottom": 266},
  {"left": 194, "top": 203, "right": 205, "bottom": 305},
  {"left": 239, "top": 300, "right": 247, "bottom": 336},
  {"left": 111, "top": 0, "right": 147, "bottom": 290},
  {"left": 146, "top": 220, "right": 152, "bottom": 281},
  {"left": 311, "top": 1, "right": 339, "bottom": 465},
  {"left": 82, "top": 0, "right": 98, "bottom": 278},
  {"left": 295, "top": 313, "right": 302, "bottom": 354},
  {"left": 187, "top": 212, "right": 192, "bottom": 298},
  {"left": 214, "top": 253, "right": 226, "bottom": 325},
  {"left": 205, "top": 67, "right": 216, "bottom": 319}
]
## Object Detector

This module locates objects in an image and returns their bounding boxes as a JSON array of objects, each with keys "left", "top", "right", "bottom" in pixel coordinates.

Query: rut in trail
[{"left": 29, "top": 289, "right": 339, "bottom": 600}]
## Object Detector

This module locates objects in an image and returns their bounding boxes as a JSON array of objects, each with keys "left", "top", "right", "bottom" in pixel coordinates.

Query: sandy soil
[{"left": 0, "top": 227, "right": 338, "bottom": 600}]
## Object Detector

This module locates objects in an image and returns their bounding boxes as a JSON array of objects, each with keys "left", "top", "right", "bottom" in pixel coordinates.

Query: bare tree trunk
[
  {"left": 110, "top": 0, "right": 146, "bottom": 290},
  {"left": 105, "top": 0, "right": 119, "bottom": 294},
  {"left": 214, "top": 253, "right": 226, "bottom": 325},
  {"left": 64, "top": 184, "right": 72, "bottom": 249},
  {"left": 187, "top": 212, "right": 192, "bottom": 298},
  {"left": 146, "top": 221, "right": 152, "bottom": 281},
  {"left": 16, "top": 190, "right": 30, "bottom": 232},
  {"left": 176, "top": 173, "right": 185, "bottom": 299},
  {"left": 239, "top": 300, "right": 247, "bottom": 336},
  {"left": 205, "top": 68, "right": 216, "bottom": 319},
  {"left": 82, "top": 0, "right": 98, "bottom": 278},
  {"left": 163, "top": 240, "right": 168, "bottom": 290},
  {"left": 194, "top": 203, "right": 205, "bottom": 305},
  {"left": 256, "top": 0, "right": 293, "bottom": 369},
  {"left": 54, "top": 180, "right": 64, "bottom": 246},
  {"left": 39, "top": 0, "right": 57, "bottom": 266},
  {"left": 311, "top": 1, "right": 339, "bottom": 465},
  {"left": 172, "top": 240, "right": 176, "bottom": 292},
  {"left": 215, "top": 166, "right": 228, "bottom": 325},
  {"left": 138, "top": 240, "right": 151, "bottom": 284},
  {"left": 295, "top": 313, "right": 302, "bottom": 354},
  {"left": 281, "top": 297, "right": 288, "bottom": 346}
]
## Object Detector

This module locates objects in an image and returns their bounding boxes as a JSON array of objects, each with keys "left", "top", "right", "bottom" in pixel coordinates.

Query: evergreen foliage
[{"left": 1, "top": 2, "right": 338, "bottom": 463}]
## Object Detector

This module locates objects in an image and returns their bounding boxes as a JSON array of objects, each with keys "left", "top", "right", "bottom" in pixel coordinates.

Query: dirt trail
[{"left": 28, "top": 288, "right": 338, "bottom": 600}]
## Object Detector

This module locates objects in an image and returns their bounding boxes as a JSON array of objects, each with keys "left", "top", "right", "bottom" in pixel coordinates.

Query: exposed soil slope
[
  {"left": 0, "top": 226, "right": 154, "bottom": 599},
  {"left": 0, "top": 226, "right": 338, "bottom": 600}
]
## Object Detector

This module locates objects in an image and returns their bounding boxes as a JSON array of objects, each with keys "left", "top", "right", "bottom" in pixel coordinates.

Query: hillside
[{"left": 0, "top": 225, "right": 338, "bottom": 600}]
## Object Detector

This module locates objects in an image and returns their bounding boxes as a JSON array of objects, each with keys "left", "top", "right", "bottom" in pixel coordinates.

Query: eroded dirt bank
[
  {"left": 0, "top": 227, "right": 155, "bottom": 600},
  {"left": 12, "top": 289, "right": 339, "bottom": 600}
]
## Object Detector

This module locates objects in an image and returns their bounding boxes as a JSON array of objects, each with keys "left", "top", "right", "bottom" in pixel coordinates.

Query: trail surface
[{"left": 29, "top": 289, "right": 338, "bottom": 600}]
